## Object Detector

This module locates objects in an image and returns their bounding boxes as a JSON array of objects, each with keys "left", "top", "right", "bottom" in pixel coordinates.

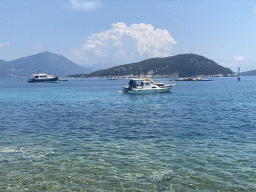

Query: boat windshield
[
  {"left": 128, "top": 80, "right": 143, "bottom": 86},
  {"left": 128, "top": 80, "right": 136, "bottom": 85}
]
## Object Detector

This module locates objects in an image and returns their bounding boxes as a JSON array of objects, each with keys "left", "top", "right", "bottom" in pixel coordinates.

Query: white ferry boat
[
  {"left": 122, "top": 78, "right": 173, "bottom": 93},
  {"left": 27, "top": 73, "right": 59, "bottom": 83}
]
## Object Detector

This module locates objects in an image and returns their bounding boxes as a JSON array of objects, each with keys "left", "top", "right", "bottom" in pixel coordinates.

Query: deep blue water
[{"left": 0, "top": 77, "right": 256, "bottom": 191}]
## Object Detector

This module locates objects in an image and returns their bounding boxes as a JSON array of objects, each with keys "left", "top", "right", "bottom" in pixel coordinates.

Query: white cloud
[
  {"left": 69, "top": 22, "right": 177, "bottom": 65},
  {"left": 234, "top": 56, "right": 244, "bottom": 61},
  {"left": 70, "top": 0, "right": 102, "bottom": 11},
  {"left": 0, "top": 43, "right": 10, "bottom": 47}
]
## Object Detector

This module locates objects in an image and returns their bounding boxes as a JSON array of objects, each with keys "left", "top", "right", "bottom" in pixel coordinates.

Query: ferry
[
  {"left": 121, "top": 78, "right": 174, "bottom": 93},
  {"left": 27, "top": 73, "right": 59, "bottom": 83}
]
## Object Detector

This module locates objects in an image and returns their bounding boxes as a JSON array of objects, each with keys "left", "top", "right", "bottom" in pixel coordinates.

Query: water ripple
[{"left": 1, "top": 77, "right": 256, "bottom": 191}]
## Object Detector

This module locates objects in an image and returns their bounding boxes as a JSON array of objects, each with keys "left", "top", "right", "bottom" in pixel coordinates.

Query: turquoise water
[{"left": 0, "top": 77, "right": 256, "bottom": 191}]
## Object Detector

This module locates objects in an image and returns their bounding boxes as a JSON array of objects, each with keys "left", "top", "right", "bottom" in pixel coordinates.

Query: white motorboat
[
  {"left": 122, "top": 78, "right": 173, "bottom": 93},
  {"left": 27, "top": 73, "right": 59, "bottom": 83}
]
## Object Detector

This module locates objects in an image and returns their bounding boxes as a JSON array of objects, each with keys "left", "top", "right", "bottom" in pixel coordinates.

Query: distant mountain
[
  {"left": 240, "top": 70, "right": 256, "bottom": 76},
  {"left": 0, "top": 51, "right": 91, "bottom": 78},
  {"left": 0, "top": 59, "right": 7, "bottom": 63},
  {"left": 0, "top": 59, "right": 7, "bottom": 67},
  {"left": 68, "top": 54, "right": 234, "bottom": 78},
  {"left": 84, "top": 62, "right": 115, "bottom": 72},
  {"left": 0, "top": 59, "right": 8, "bottom": 77}
]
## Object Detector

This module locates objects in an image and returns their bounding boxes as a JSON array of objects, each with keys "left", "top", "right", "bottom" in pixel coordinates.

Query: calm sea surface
[{"left": 0, "top": 77, "right": 256, "bottom": 191}]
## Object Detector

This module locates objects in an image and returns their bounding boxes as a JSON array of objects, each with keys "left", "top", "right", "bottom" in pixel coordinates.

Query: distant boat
[
  {"left": 58, "top": 77, "right": 68, "bottom": 81},
  {"left": 27, "top": 73, "right": 59, "bottom": 83},
  {"left": 108, "top": 78, "right": 118, "bottom": 80},
  {"left": 174, "top": 77, "right": 211, "bottom": 81},
  {"left": 121, "top": 78, "right": 174, "bottom": 93}
]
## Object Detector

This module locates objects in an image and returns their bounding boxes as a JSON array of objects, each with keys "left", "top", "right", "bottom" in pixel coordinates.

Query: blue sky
[{"left": 1, "top": 0, "right": 256, "bottom": 72}]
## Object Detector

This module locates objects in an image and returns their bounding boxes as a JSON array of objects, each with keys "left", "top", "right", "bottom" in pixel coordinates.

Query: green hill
[{"left": 68, "top": 54, "right": 234, "bottom": 78}]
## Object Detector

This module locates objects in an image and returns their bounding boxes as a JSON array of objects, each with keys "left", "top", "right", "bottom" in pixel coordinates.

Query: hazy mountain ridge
[
  {"left": 83, "top": 63, "right": 115, "bottom": 72},
  {"left": 69, "top": 54, "right": 234, "bottom": 78},
  {"left": 0, "top": 59, "right": 7, "bottom": 63},
  {"left": 240, "top": 70, "right": 256, "bottom": 76},
  {"left": 0, "top": 52, "right": 91, "bottom": 78},
  {"left": 0, "top": 59, "right": 8, "bottom": 77}
]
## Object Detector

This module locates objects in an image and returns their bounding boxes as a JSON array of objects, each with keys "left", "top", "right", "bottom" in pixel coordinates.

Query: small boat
[
  {"left": 27, "top": 73, "right": 59, "bottom": 83},
  {"left": 58, "top": 77, "right": 68, "bottom": 81},
  {"left": 108, "top": 78, "right": 118, "bottom": 80},
  {"left": 122, "top": 78, "right": 173, "bottom": 93},
  {"left": 174, "top": 77, "right": 211, "bottom": 81}
]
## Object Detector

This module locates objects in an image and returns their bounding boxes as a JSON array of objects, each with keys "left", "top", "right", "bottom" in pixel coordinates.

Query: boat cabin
[
  {"left": 32, "top": 73, "right": 54, "bottom": 79},
  {"left": 128, "top": 78, "right": 156, "bottom": 89},
  {"left": 33, "top": 73, "right": 48, "bottom": 79}
]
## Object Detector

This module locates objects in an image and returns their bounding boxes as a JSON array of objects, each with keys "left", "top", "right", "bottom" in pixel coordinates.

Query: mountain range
[
  {"left": 69, "top": 54, "right": 234, "bottom": 78},
  {"left": 240, "top": 70, "right": 256, "bottom": 76},
  {"left": 83, "top": 62, "right": 115, "bottom": 72},
  {"left": 0, "top": 52, "right": 91, "bottom": 78},
  {"left": 2, "top": 52, "right": 256, "bottom": 78}
]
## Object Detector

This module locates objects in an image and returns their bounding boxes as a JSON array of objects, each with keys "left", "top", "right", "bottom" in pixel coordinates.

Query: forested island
[{"left": 68, "top": 54, "right": 234, "bottom": 78}]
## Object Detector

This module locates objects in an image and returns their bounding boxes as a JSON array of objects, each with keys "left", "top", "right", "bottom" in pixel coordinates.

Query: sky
[{"left": 1, "top": 0, "right": 256, "bottom": 72}]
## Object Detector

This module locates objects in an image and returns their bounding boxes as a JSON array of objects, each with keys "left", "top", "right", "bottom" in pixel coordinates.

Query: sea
[{"left": 0, "top": 76, "right": 256, "bottom": 191}]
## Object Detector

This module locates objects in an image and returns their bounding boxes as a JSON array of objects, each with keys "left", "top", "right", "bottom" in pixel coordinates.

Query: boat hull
[
  {"left": 27, "top": 77, "right": 59, "bottom": 83},
  {"left": 127, "top": 87, "right": 172, "bottom": 94},
  {"left": 123, "top": 86, "right": 129, "bottom": 93}
]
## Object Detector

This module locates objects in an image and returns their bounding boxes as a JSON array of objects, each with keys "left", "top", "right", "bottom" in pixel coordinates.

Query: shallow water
[{"left": 0, "top": 77, "right": 256, "bottom": 191}]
